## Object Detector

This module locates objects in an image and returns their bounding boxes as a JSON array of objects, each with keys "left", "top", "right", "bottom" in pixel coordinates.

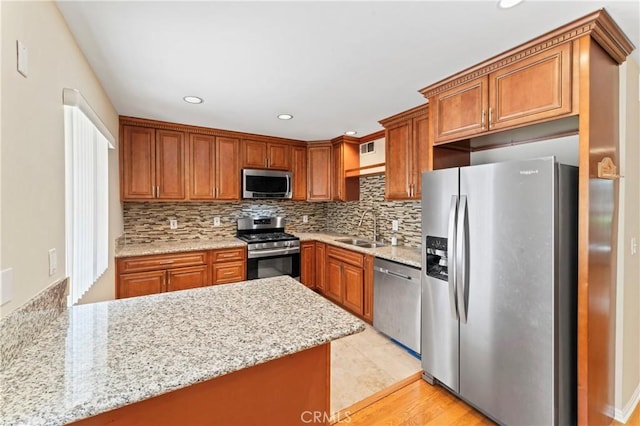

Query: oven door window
[{"left": 247, "top": 253, "right": 300, "bottom": 280}]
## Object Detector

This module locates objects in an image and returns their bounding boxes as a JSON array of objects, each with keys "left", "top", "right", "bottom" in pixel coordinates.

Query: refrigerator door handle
[
  {"left": 448, "top": 195, "right": 459, "bottom": 320},
  {"left": 456, "top": 195, "right": 468, "bottom": 324}
]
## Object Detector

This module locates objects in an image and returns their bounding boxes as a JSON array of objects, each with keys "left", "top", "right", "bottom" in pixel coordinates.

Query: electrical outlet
[
  {"left": 169, "top": 219, "right": 178, "bottom": 229},
  {"left": 213, "top": 217, "right": 221, "bottom": 227},
  {"left": 17, "top": 41, "right": 28, "bottom": 77},
  {"left": 632, "top": 237, "right": 638, "bottom": 256},
  {"left": 303, "top": 215, "right": 309, "bottom": 223},
  {"left": 392, "top": 220, "right": 399, "bottom": 231},
  {"left": 1, "top": 268, "right": 14, "bottom": 305},
  {"left": 48, "top": 249, "right": 57, "bottom": 276}
]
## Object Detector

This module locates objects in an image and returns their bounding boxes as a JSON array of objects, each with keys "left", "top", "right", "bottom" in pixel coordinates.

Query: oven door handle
[{"left": 247, "top": 247, "right": 300, "bottom": 259}]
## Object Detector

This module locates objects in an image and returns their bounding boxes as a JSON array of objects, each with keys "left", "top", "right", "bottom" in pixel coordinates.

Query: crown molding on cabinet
[{"left": 419, "top": 8, "right": 634, "bottom": 99}]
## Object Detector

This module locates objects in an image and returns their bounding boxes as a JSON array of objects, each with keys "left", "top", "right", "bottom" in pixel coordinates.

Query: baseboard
[
  {"left": 615, "top": 382, "right": 640, "bottom": 423},
  {"left": 330, "top": 371, "right": 423, "bottom": 424}
]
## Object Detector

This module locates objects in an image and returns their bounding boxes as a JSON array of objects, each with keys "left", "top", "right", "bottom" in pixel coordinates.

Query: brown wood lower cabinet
[
  {"left": 117, "top": 247, "right": 247, "bottom": 298},
  {"left": 324, "top": 244, "right": 373, "bottom": 322},
  {"left": 118, "top": 270, "right": 166, "bottom": 299},
  {"left": 300, "top": 241, "right": 315, "bottom": 288},
  {"left": 315, "top": 242, "right": 326, "bottom": 292},
  {"left": 210, "top": 247, "right": 246, "bottom": 284},
  {"left": 166, "top": 265, "right": 209, "bottom": 292}
]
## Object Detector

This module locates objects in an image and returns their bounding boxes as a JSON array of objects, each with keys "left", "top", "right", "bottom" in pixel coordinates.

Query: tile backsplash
[
  {"left": 123, "top": 175, "right": 422, "bottom": 247},
  {"left": 123, "top": 200, "right": 327, "bottom": 244},
  {"left": 326, "top": 175, "right": 422, "bottom": 248}
]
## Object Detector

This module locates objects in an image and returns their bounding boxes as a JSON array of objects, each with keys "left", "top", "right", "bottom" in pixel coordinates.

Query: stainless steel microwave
[{"left": 242, "top": 169, "right": 292, "bottom": 199}]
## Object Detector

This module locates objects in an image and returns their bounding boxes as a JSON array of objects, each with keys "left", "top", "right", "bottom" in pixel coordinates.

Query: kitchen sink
[{"left": 334, "top": 238, "right": 387, "bottom": 248}]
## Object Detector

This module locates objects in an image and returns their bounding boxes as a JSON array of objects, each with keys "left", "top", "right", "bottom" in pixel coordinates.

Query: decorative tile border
[{"left": 0, "top": 278, "right": 68, "bottom": 368}]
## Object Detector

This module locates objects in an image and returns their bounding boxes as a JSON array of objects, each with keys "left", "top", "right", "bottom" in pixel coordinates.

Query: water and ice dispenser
[{"left": 425, "top": 236, "right": 448, "bottom": 281}]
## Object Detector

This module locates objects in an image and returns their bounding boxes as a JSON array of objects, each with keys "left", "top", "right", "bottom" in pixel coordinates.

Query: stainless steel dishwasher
[{"left": 373, "top": 257, "right": 421, "bottom": 354}]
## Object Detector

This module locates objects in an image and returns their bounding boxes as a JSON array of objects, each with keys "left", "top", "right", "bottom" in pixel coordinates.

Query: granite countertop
[
  {"left": 297, "top": 232, "right": 421, "bottom": 268},
  {"left": 114, "top": 233, "right": 421, "bottom": 268},
  {"left": 0, "top": 277, "right": 365, "bottom": 426},
  {"left": 115, "top": 237, "right": 246, "bottom": 258}
]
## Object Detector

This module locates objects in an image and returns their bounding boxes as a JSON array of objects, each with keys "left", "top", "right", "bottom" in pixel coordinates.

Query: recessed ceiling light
[
  {"left": 183, "top": 96, "right": 203, "bottom": 104},
  {"left": 344, "top": 131, "right": 358, "bottom": 136},
  {"left": 497, "top": 0, "right": 524, "bottom": 8},
  {"left": 277, "top": 114, "right": 293, "bottom": 120}
]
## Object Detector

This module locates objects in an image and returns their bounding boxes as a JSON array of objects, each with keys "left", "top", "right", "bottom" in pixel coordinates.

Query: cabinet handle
[
  {"left": 265, "top": 158, "right": 268, "bottom": 168},
  {"left": 159, "top": 260, "right": 174, "bottom": 265},
  {"left": 215, "top": 187, "right": 219, "bottom": 198},
  {"left": 489, "top": 107, "right": 493, "bottom": 130},
  {"left": 481, "top": 109, "right": 485, "bottom": 129}
]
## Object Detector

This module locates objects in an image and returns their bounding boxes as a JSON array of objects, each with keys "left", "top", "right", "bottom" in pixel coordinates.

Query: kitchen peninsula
[{"left": 1, "top": 277, "right": 365, "bottom": 425}]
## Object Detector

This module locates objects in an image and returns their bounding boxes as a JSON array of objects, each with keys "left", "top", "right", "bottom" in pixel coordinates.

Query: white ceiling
[{"left": 56, "top": 1, "right": 639, "bottom": 141}]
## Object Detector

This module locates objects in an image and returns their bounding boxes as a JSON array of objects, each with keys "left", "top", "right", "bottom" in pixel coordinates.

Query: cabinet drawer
[
  {"left": 212, "top": 261, "right": 246, "bottom": 284},
  {"left": 119, "top": 251, "right": 207, "bottom": 273},
  {"left": 327, "top": 245, "right": 364, "bottom": 267},
  {"left": 211, "top": 247, "right": 246, "bottom": 263}
]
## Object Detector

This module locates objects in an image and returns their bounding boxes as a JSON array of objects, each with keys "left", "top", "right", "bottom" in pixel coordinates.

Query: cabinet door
[
  {"left": 167, "top": 265, "right": 208, "bottom": 292},
  {"left": 300, "top": 242, "right": 315, "bottom": 288},
  {"left": 489, "top": 43, "right": 572, "bottom": 131},
  {"left": 308, "top": 146, "right": 332, "bottom": 201},
  {"left": 315, "top": 242, "right": 326, "bottom": 293},
  {"left": 363, "top": 255, "right": 374, "bottom": 323},
  {"left": 156, "top": 129, "right": 186, "bottom": 200},
  {"left": 118, "top": 270, "right": 165, "bottom": 299},
  {"left": 212, "top": 260, "right": 246, "bottom": 284},
  {"left": 189, "top": 134, "right": 215, "bottom": 200},
  {"left": 267, "top": 143, "right": 290, "bottom": 170},
  {"left": 243, "top": 139, "right": 267, "bottom": 169},
  {"left": 325, "top": 257, "right": 343, "bottom": 303},
  {"left": 332, "top": 144, "right": 343, "bottom": 201},
  {"left": 385, "top": 121, "right": 412, "bottom": 200},
  {"left": 216, "top": 137, "right": 240, "bottom": 200},
  {"left": 433, "top": 76, "right": 488, "bottom": 144},
  {"left": 342, "top": 263, "right": 364, "bottom": 316},
  {"left": 122, "top": 126, "right": 155, "bottom": 200},
  {"left": 291, "top": 146, "right": 307, "bottom": 201},
  {"left": 412, "top": 113, "right": 429, "bottom": 198}
]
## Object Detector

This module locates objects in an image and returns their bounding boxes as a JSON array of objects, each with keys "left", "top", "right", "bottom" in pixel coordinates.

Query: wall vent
[{"left": 360, "top": 141, "right": 375, "bottom": 155}]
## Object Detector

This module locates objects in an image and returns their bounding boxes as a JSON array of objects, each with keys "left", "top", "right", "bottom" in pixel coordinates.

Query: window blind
[{"left": 64, "top": 89, "right": 114, "bottom": 305}]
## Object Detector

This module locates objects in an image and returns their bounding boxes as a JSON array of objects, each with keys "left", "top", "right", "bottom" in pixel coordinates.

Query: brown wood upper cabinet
[
  {"left": 291, "top": 146, "right": 307, "bottom": 201},
  {"left": 332, "top": 137, "right": 360, "bottom": 201},
  {"left": 188, "top": 134, "right": 240, "bottom": 201},
  {"left": 429, "top": 43, "right": 574, "bottom": 144},
  {"left": 307, "top": 144, "right": 332, "bottom": 201},
  {"left": 379, "top": 104, "right": 429, "bottom": 200},
  {"left": 243, "top": 139, "right": 290, "bottom": 170},
  {"left": 122, "top": 125, "right": 186, "bottom": 200}
]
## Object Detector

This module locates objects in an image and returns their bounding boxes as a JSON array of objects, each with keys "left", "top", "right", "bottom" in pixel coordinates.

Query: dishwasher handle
[{"left": 374, "top": 266, "right": 412, "bottom": 281}]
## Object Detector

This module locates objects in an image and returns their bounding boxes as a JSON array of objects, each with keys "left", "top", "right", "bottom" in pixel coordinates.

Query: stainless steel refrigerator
[{"left": 421, "top": 157, "right": 577, "bottom": 425}]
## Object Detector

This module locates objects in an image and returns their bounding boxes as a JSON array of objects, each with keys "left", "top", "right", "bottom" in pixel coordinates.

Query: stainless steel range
[{"left": 236, "top": 217, "right": 300, "bottom": 280}]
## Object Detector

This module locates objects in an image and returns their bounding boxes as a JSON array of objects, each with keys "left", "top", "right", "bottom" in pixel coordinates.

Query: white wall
[
  {"left": 470, "top": 134, "right": 579, "bottom": 166},
  {"left": 614, "top": 57, "right": 640, "bottom": 422},
  {"left": 0, "top": 0, "right": 121, "bottom": 318}
]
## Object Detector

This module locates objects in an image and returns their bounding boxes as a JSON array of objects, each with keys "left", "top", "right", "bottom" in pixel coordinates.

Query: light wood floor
[
  {"left": 337, "top": 378, "right": 494, "bottom": 425},
  {"left": 339, "top": 377, "right": 640, "bottom": 425}
]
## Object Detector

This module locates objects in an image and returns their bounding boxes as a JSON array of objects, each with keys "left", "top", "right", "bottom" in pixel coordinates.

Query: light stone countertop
[
  {"left": 0, "top": 277, "right": 365, "bottom": 426},
  {"left": 115, "top": 237, "right": 246, "bottom": 257},
  {"left": 114, "top": 233, "right": 421, "bottom": 268},
  {"left": 297, "top": 233, "right": 422, "bottom": 268}
]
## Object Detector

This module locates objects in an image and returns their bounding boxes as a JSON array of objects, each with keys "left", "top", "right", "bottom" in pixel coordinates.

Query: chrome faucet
[{"left": 358, "top": 209, "right": 377, "bottom": 243}]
